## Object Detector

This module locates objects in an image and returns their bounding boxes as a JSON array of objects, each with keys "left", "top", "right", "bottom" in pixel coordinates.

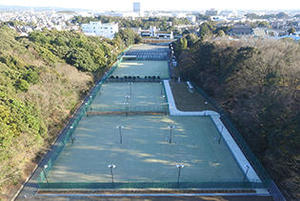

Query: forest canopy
[
  {"left": 172, "top": 34, "right": 300, "bottom": 200},
  {"left": 0, "top": 25, "right": 139, "bottom": 199}
]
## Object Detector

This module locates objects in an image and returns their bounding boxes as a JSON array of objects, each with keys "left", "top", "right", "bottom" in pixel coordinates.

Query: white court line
[
  {"left": 187, "top": 81, "right": 194, "bottom": 89},
  {"left": 163, "top": 80, "right": 261, "bottom": 182},
  {"left": 38, "top": 193, "right": 270, "bottom": 197},
  {"left": 210, "top": 115, "right": 261, "bottom": 182},
  {"left": 163, "top": 80, "right": 219, "bottom": 116}
]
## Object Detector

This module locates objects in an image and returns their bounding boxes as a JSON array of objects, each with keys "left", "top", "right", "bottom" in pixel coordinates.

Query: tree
[
  {"left": 65, "top": 48, "right": 97, "bottom": 72},
  {"left": 15, "top": 79, "right": 30, "bottom": 92},
  {"left": 23, "top": 69, "right": 39, "bottom": 84},
  {"left": 276, "top": 12, "right": 289, "bottom": 19},
  {"left": 257, "top": 21, "right": 270, "bottom": 28},
  {"left": 182, "top": 29, "right": 190, "bottom": 35},
  {"left": 245, "top": 13, "right": 260, "bottom": 19},
  {"left": 199, "top": 22, "right": 213, "bottom": 39},
  {"left": 216, "top": 30, "right": 225, "bottom": 37},
  {"left": 180, "top": 37, "right": 188, "bottom": 49},
  {"left": 115, "top": 28, "right": 140, "bottom": 47},
  {"left": 185, "top": 33, "right": 198, "bottom": 47},
  {"left": 173, "top": 37, "right": 300, "bottom": 200},
  {"left": 287, "top": 27, "right": 296, "bottom": 35},
  {"left": 134, "top": 35, "right": 142, "bottom": 44}
]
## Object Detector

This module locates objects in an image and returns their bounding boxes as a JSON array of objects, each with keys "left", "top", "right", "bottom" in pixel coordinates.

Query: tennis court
[
  {"left": 16, "top": 44, "right": 277, "bottom": 201},
  {"left": 46, "top": 115, "right": 247, "bottom": 185},
  {"left": 36, "top": 46, "right": 264, "bottom": 190},
  {"left": 112, "top": 60, "right": 169, "bottom": 79},
  {"left": 89, "top": 82, "right": 167, "bottom": 112}
]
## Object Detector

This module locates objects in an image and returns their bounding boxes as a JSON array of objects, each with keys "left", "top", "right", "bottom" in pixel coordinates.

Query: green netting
[
  {"left": 37, "top": 46, "right": 132, "bottom": 185},
  {"left": 88, "top": 82, "right": 168, "bottom": 113},
  {"left": 38, "top": 114, "right": 263, "bottom": 189},
  {"left": 88, "top": 105, "right": 169, "bottom": 115},
  {"left": 112, "top": 60, "right": 169, "bottom": 79},
  {"left": 191, "top": 82, "right": 272, "bottom": 188},
  {"left": 38, "top": 181, "right": 265, "bottom": 189},
  {"left": 37, "top": 45, "right": 269, "bottom": 191}
]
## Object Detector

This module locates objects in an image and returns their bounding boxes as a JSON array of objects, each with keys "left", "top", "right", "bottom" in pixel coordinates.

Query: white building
[
  {"left": 186, "top": 15, "right": 196, "bottom": 24},
  {"left": 140, "top": 26, "right": 174, "bottom": 39},
  {"left": 81, "top": 21, "right": 119, "bottom": 39},
  {"left": 205, "top": 9, "right": 218, "bottom": 16}
]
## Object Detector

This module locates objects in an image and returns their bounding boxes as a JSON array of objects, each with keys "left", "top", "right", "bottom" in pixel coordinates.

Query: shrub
[
  {"left": 15, "top": 79, "right": 29, "bottom": 92},
  {"left": 65, "top": 48, "right": 98, "bottom": 72},
  {"left": 23, "top": 69, "right": 39, "bottom": 84}
]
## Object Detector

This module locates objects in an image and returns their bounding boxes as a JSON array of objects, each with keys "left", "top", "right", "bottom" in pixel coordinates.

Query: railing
[
  {"left": 38, "top": 181, "right": 266, "bottom": 189},
  {"left": 37, "top": 46, "right": 132, "bottom": 186},
  {"left": 88, "top": 104, "right": 169, "bottom": 115},
  {"left": 107, "top": 76, "right": 165, "bottom": 83},
  {"left": 191, "top": 82, "right": 286, "bottom": 200}
]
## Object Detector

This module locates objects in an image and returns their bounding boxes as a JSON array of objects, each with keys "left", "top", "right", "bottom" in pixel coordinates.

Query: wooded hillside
[
  {"left": 173, "top": 35, "right": 300, "bottom": 201},
  {"left": 0, "top": 26, "right": 139, "bottom": 200}
]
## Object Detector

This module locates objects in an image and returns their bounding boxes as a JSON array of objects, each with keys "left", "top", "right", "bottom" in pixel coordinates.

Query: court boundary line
[
  {"left": 163, "top": 80, "right": 262, "bottom": 183},
  {"left": 163, "top": 80, "right": 219, "bottom": 116},
  {"left": 37, "top": 192, "right": 271, "bottom": 197}
]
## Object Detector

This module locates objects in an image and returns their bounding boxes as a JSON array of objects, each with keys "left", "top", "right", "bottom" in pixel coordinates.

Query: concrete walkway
[{"left": 163, "top": 80, "right": 261, "bottom": 183}]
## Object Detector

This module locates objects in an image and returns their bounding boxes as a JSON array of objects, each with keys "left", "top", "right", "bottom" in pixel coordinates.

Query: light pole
[
  {"left": 108, "top": 164, "right": 116, "bottom": 183},
  {"left": 244, "top": 165, "right": 250, "bottom": 181},
  {"left": 161, "top": 102, "right": 168, "bottom": 114},
  {"left": 123, "top": 101, "right": 129, "bottom": 116},
  {"left": 218, "top": 126, "right": 224, "bottom": 144},
  {"left": 71, "top": 136, "right": 76, "bottom": 144},
  {"left": 42, "top": 165, "right": 49, "bottom": 184},
  {"left": 116, "top": 125, "right": 124, "bottom": 144},
  {"left": 125, "top": 95, "right": 131, "bottom": 103},
  {"left": 160, "top": 82, "right": 164, "bottom": 95},
  {"left": 124, "top": 94, "right": 130, "bottom": 116},
  {"left": 168, "top": 125, "right": 175, "bottom": 144},
  {"left": 128, "top": 82, "right": 133, "bottom": 97},
  {"left": 176, "top": 164, "right": 184, "bottom": 186}
]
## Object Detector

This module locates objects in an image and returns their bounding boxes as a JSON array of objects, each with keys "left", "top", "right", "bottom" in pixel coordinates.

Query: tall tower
[{"left": 133, "top": 1, "right": 143, "bottom": 16}]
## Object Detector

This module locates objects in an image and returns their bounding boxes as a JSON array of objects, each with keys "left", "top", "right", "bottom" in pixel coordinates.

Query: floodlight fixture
[
  {"left": 71, "top": 136, "right": 76, "bottom": 144},
  {"left": 108, "top": 164, "right": 117, "bottom": 183},
  {"left": 176, "top": 164, "right": 184, "bottom": 169},
  {"left": 243, "top": 164, "right": 250, "bottom": 181},
  {"left": 176, "top": 164, "right": 184, "bottom": 185},
  {"left": 42, "top": 165, "right": 49, "bottom": 184},
  {"left": 108, "top": 164, "right": 116, "bottom": 169},
  {"left": 168, "top": 125, "right": 175, "bottom": 129}
]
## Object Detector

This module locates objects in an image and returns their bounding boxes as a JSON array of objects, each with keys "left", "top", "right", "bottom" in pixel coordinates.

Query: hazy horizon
[{"left": 0, "top": 0, "right": 300, "bottom": 11}]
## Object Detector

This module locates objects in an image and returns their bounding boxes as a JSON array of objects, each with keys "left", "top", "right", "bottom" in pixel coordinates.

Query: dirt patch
[{"left": 169, "top": 81, "right": 215, "bottom": 112}]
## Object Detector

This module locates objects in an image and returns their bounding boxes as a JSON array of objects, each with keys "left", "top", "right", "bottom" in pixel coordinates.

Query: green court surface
[
  {"left": 47, "top": 115, "right": 246, "bottom": 184},
  {"left": 16, "top": 44, "right": 273, "bottom": 201},
  {"left": 38, "top": 48, "right": 257, "bottom": 190},
  {"left": 112, "top": 61, "right": 169, "bottom": 78},
  {"left": 129, "top": 44, "right": 169, "bottom": 51},
  {"left": 89, "top": 82, "right": 167, "bottom": 112}
]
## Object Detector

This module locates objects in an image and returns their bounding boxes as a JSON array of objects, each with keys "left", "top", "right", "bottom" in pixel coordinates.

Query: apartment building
[{"left": 81, "top": 21, "right": 118, "bottom": 39}]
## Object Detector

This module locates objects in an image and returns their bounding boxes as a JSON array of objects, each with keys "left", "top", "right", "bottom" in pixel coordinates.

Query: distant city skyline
[{"left": 0, "top": 0, "right": 300, "bottom": 11}]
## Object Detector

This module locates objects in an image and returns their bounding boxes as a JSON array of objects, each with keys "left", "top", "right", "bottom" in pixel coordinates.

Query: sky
[{"left": 0, "top": 0, "right": 300, "bottom": 11}]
